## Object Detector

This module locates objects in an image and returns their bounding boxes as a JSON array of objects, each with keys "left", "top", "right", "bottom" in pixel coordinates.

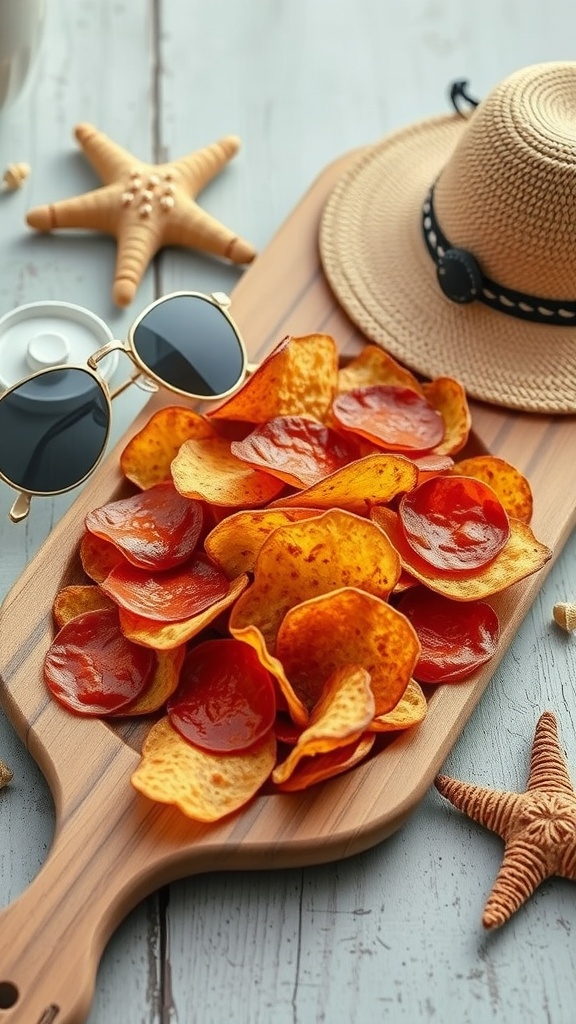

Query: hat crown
[{"left": 434, "top": 62, "right": 576, "bottom": 298}]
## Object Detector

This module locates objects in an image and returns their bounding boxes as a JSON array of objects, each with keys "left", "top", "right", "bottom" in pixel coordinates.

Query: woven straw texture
[{"left": 319, "top": 63, "right": 576, "bottom": 414}]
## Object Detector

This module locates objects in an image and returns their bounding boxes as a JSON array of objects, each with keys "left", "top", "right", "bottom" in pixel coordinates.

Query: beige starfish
[
  {"left": 26, "top": 123, "right": 256, "bottom": 306},
  {"left": 435, "top": 711, "right": 576, "bottom": 929}
]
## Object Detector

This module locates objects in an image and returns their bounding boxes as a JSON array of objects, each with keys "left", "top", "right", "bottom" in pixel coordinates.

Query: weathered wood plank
[{"left": 0, "top": 2, "right": 161, "bottom": 1022}]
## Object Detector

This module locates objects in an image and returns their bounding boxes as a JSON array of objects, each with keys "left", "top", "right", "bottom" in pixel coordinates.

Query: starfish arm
[
  {"left": 163, "top": 202, "right": 256, "bottom": 265},
  {"left": 559, "top": 839, "right": 576, "bottom": 880},
  {"left": 482, "top": 837, "right": 550, "bottom": 929},
  {"left": 26, "top": 185, "right": 121, "bottom": 234},
  {"left": 169, "top": 136, "right": 242, "bottom": 197},
  {"left": 527, "top": 711, "right": 575, "bottom": 794},
  {"left": 435, "top": 775, "right": 523, "bottom": 837},
  {"left": 112, "top": 219, "right": 162, "bottom": 307},
  {"left": 74, "top": 123, "right": 139, "bottom": 184}
]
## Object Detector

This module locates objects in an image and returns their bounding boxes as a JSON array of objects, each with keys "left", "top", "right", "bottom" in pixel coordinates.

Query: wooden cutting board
[{"left": 0, "top": 151, "right": 575, "bottom": 1024}]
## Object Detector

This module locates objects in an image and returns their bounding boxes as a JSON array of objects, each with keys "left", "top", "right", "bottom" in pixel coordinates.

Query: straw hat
[{"left": 319, "top": 62, "right": 576, "bottom": 414}]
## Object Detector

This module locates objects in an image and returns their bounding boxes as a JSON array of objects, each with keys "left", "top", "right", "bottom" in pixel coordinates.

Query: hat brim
[{"left": 319, "top": 113, "right": 576, "bottom": 414}]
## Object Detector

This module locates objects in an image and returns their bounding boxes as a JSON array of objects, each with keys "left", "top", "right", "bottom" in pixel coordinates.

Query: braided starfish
[
  {"left": 26, "top": 123, "right": 256, "bottom": 307},
  {"left": 435, "top": 711, "right": 576, "bottom": 929}
]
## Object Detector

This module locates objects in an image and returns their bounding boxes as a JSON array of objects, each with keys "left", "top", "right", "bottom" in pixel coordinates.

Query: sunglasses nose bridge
[{"left": 87, "top": 338, "right": 127, "bottom": 371}]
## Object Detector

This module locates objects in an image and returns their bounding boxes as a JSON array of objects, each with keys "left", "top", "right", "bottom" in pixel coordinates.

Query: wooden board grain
[{"left": 0, "top": 150, "right": 575, "bottom": 1024}]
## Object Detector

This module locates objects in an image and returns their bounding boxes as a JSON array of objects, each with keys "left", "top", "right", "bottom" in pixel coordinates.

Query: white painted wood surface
[{"left": 0, "top": 1, "right": 575, "bottom": 1021}]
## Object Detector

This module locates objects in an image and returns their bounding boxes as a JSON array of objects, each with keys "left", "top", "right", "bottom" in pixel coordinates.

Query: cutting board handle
[{"left": 0, "top": 738, "right": 211, "bottom": 1024}]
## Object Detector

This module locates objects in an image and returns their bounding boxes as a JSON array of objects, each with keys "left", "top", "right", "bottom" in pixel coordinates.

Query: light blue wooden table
[{"left": 1, "top": 2, "right": 575, "bottom": 1021}]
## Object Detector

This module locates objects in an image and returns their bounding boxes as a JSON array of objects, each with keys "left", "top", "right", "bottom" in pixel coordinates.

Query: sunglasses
[{"left": 0, "top": 291, "right": 250, "bottom": 523}]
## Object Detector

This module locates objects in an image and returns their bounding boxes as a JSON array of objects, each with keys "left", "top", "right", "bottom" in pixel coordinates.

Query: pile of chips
[{"left": 43, "top": 334, "right": 551, "bottom": 823}]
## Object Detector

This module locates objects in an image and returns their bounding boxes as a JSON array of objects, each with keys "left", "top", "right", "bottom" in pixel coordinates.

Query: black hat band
[{"left": 422, "top": 187, "right": 576, "bottom": 326}]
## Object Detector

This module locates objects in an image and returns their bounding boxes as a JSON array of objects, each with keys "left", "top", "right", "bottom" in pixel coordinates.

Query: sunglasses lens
[
  {"left": 132, "top": 294, "right": 245, "bottom": 397},
  {"left": 0, "top": 368, "right": 109, "bottom": 494}
]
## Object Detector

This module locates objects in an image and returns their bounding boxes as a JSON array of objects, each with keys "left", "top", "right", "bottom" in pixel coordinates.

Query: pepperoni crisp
[
  {"left": 398, "top": 475, "right": 510, "bottom": 572},
  {"left": 100, "top": 554, "right": 230, "bottom": 622},
  {"left": 230, "top": 415, "right": 359, "bottom": 488},
  {"left": 167, "top": 639, "right": 276, "bottom": 753},
  {"left": 396, "top": 587, "right": 501, "bottom": 683},
  {"left": 332, "top": 385, "right": 445, "bottom": 452},
  {"left": 44, "top": 608, "right": 156, "bottom": 715},
  {"left": 85, "top": 482, "right": 203, "bottom": 570}
]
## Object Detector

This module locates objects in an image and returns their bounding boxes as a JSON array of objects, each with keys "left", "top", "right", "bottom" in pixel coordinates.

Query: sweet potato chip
[
  {"left": 332, "top": 385, "right": 445, "bottom": 452},
  {"left": 120, "top": 405, "right": 216, "bottom": 490},
  {"left": 85, "top": 482, "right": 203, "bottom": 570},
  {"left": 372, "top": 507, "right": 552, "bottom": 601},
  {"left": 79, "top": 530, "right": 124, "bottom": 583},
  {"left": 131, "top": 716, "right": 276, "bottom": 822},
  {"left": 204, "top": 507, "right": 320, "bottom": 578},
  {"left": 451, "top": 455, "right": 533, "bottom": 524},
  {"left": 273, "top": 733, "right": 375, "bottom": 791},
  {"left": 421, "top": 377, "right": 471, "bottom": 456},
  {"left": 100, "top": 554, "right": 231, "bottom": 622},
  {"left": 171, "top": 436, "right": 285, "bottom": 507},
  {"left": 116, "top": 646, "right": 186, "bottom": 716},
  {"left": 368, "top": 679, "right": 428, "bottom": 732},
  {"left": 53, "top": 584, "right": 114, "bottom": 628},
  {"left": 208, "top": 334, "right": 339, "bottom": 423},
  {"left": 230, "top": 416, "right": 360, "bottom": 487},
  {"left": 398, "top": 475, "right": 510, "bottom": 571},
  {"left": 272, "top": 664, "right": 375, "bottom": 784},
  {"left": 396, "top": 587, "right": 500, "bottom": 683},
  {"left": 44, "top": 608, "right": 155, "bottom": 715},
  {"left": 119, "top": 574, "right": 249, "bottom": 651},
  {"left": 269, "top": 453, "right": 418, "bottom": 515},
  {"left": 229, "top": 509, "right": 402, "bottom": 655},
  {"left": 338, "top": 345, "right": 424, "bottom": 394},
  {"left": 275, "top": 588, "right": 420, "bottom": 715}
]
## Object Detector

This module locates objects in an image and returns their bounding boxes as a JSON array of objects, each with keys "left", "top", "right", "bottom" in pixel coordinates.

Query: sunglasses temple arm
[{"left": 9, "top": 491, "right": 32, "bottom": 523}]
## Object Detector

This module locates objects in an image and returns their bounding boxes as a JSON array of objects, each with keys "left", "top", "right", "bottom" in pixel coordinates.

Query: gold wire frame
[
  {"left": 0, "top": 291, "right": 249, "bottom": 522},
  {"left": 121, "top": 290, "right": 248, "bottom": 401},
  {"left": 0, "top": 365, "right": 113, "bottom": 522}
]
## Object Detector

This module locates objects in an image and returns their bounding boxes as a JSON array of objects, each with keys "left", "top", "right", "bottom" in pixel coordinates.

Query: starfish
[
  {"left": 26, "top": 123, "right": 256, "bottom": 307},
  {"left": 435, "top": 711, "right": 576, "bottom": 929}
]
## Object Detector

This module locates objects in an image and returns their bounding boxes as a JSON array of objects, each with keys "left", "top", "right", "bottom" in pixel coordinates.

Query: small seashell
[
  {"left": 1, "top": 162, "right": 30, "bottom": 191},
  {"left": 0, "top": 759, "right": 13, "bottom": 789},
  {"left": 553, "top": 602, "right": 576, "bottom": 631}
]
